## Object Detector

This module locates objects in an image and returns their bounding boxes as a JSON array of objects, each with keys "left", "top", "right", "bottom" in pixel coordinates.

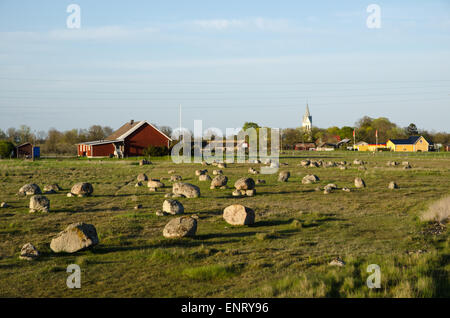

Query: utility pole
[{"left": 179, "top": 103, "right": 182, "bottom": 141}]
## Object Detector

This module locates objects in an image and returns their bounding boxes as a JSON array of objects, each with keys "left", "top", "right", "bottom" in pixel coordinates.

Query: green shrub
[
  {"left": 143, "top": 145, "right": 169, "bottom": 157},
  {"left": 0, "top": 141, "right": 15, "bottom": 158}
]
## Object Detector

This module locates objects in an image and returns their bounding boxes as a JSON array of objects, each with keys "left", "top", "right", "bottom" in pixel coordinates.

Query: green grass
[{"left": 0, "top": 152, "right": 449, "bottom": 297}]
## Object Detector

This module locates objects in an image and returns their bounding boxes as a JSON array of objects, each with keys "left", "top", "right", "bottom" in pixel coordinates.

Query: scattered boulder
[
  {"left": 135, "top": 182, "right": 143, "bottom": 187},
  {"left": 223, "top": 204, "right": 255, "bottom": 226},
  {"left": 358, "top": 166, "right": 367, "bottom": 171},
  {"left": 232, "top": 189, "right": 242, "bottom": 197},
  {"left": 402, "top": 161, "right": 410, "bottom": 166},
  {"left": 302, "top": 174, "right": 319, "bottom": 184},
  {"left": 217, "top": 163, "right": 227, "bottom": 169},
  {"left": 66, "top": 193, "right": 74, "bottom": 197},
  {"left": 198, "top": 174, "right": 212, "bottom": 182},
  {"left": 29, "top": 195, "right": 50, "bottom": 213},
  {"left": 137, "top": 173, "right": 148, "bottom": 182},
  {"left": 404, "top": 165, "right": 412, "bottom": 170},
  {"left": 195, "top": 169, "right": 208, "bottom": 176},
  {"left": 18, "top": 184, "right": 41, "bottom": 196},
  {"left": 300, "top": 159, "right": 310, "bottom": 167},
  {"left": 248, "top": 167, "right": 259, "bottom": 175},
  {"left": 148, "top": 179, "right": 165, "bottom": 191},
  {"left": 329, "top": 257, "right": 345, "bottom": 267},
  {"left": 19, "top": 243, "right": 39, "bottom": 260},
  {"left": 323, "top": 188, "right": 332, "bottom": 194},
  {"left": 246, "top": 189, "right": 256, "bottom": 197},
  {"left": 309, "top": 161, "right": 319, "bottom": 168},
  {"left": 201, "top": 161, "right": 209, "bottom": 166},
  {"left": 163, "top": 216, "right": 197, "bottom": 238},
  {"left": 353, "top": 159, "right": 363, "bottom": 165},
  {"left": 213, "top": 169, "right": 223, "bottom": 175},
  {"left": 170, "top": 175, "right": 182, "bottom": 182},
  {"left": 278, "top": 171, "right": 290, "bottom": 182},
  {"left": 340, "top": 166, "right": 347, "bottom": 170},
  {"left": 386, "top": 161, "right": 399, "bottom": 167},
  {"left": 139, "top": 159, "right": 151, "bottom": 166},
  {"left": 70, "top": 182, "right": 94, "bottom": 197},
  {"left": 168, "top": 170, "right": 176, "bottom": 174},
  {"left": 354, "top": 177, "right": 366, "bottom": 188},
  {"left": 388, "top": 181, "right": 399, "bottom": 189},
  {"left": 342, "top": 187, "right": 351, "bottom": 192},
  {"left": 256, "top": 179, "right": 266, "bottom": 185},
  {"left": 43, "top": 184, "right": 61, "bottom": 194},
  {"left": 134, "top": 204, "right": 142, "bottom": 210},
  {"left": 163, "top": 199, "right": 184, "bottom": 215},
  {"left": 234, "top": 177, "right": 255, "bottom": 190},
  {"left": 50, "top": 222, "right": 99, "bottom": 253},
  {"left": 173, "top": 182, "right": 200, "bottom": 198},
  {"left": 324, "top": 183, "right": 338, "bottom": 190},
  {"left": 0, "top": 202, "right": 8, "bottom": 208},
  {"left": 156, "top": 210, "right": 165, "bottom": 216},
  {"left": 211, "top": 175, "right": 228, "bottom": 188}
]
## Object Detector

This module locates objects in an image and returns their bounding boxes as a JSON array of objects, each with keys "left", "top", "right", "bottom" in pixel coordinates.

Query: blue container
[{"left": 33, "top": 146, "right": 40, "bottom": 158}]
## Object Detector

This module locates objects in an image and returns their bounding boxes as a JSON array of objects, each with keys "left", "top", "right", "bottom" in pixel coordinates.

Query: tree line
[{"left": 0, "top": 124, "right": 173, "bottom": 156}]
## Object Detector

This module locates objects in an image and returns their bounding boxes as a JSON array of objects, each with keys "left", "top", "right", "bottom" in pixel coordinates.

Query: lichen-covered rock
[
  {"left": 71, "top": 182, "right": 94, "bottom": 197},
  {"left": 213, "top": 170, "right": 223, "bottom": 175},
  {"left": 29, "top": 195, "right": 50, "bottom": 213},
  {"left": 170, "top": 175, "right": 182, "bottom": 182},
  {"left": 300, "top": 160, "right": 310, "bottom": 167},
  {"left": 147, "top": 179, "right": 165, "bottom": 190},
  {"left": 50, "top": 222, "right": 99, "bottom": 253},
  {"left": 234, "top": 177, "right": 255, "bottom": 190},
  {"left": 223, "top": 204, "right": 255, "bottom": 226},
  {"left": 172, "top": 182, "right": 200, "bottom": 198},
  {"left": 278, "top": 171, "right": 290, "bottom": 182},
  {"left": 19, "top": 243, "right": 39, "bottom": 260},
  {"left": 354, "top": 177, "right": 366, "bottom": 188},
  {"left": 18, "top": 184, "right": 41, "bottom": 196},
  {"left": 162, "top": 199, "right": 184, "bottom": 215},
  {"left": 43, "top": 184, "right": 61, "bottom": 194},
  {"left": 211, "top": 175, "right": 228, "bottom": 188},
  {"left": 302, "top": 175, "right": 319, "bottom": 184},
  {"left": 137, "top": 173, "right": 148, "bottom": 182},
  {"left": 199, "top": 174, "right": 211, "bottom": 181},
  {"left": 163, "top": 216, "right": 197, "bottom": 238}
]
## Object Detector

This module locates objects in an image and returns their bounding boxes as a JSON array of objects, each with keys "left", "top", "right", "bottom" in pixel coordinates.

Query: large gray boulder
[
  {"left": 234, "top": 177, "right": 255, "bottom": 190},
  {"left": 18, "top": 184, "right": 41, "bottom": 196},
  {"left": 29, "top": 195, "right": 50, "bottom": 213},
  {"left": 302, "top": 174, "right": 319, "bottom": 184},
  {"left": 172, "top": 182, "right": 200, "bottom": 198},
  {"left": 162, "top": 199, "right": 184, "bottom": 215},
  {"left": 163, "top": 216, "right": 197, "bottom": 238},
  {"left": 50, "top": 222, "right": 99, "bottom": 253},
  {"left": 223, "top": 204, "right": 255, "bottom": 226},
  {"left": 211, "top": 175, "right": 228, "bottom": 188},
  {"left": 71, "top": 182, "right": 94, "bottom": 197}
]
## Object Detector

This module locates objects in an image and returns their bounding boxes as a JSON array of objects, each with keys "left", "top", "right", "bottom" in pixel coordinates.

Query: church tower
[{"left": 302, "top": 103, "right": 312, "bottom": 131}]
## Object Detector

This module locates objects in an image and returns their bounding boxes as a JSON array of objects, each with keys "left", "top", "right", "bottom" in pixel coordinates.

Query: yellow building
[
  {"left": 354, "top": 142, "right": 386, "bottom": 151},
  {"left": 386, "top": 136, "right": 429, "bottom": 152}
]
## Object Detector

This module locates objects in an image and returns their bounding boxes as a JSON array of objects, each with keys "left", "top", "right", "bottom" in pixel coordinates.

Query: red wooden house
[{"left": 77, "top": 120, "right": 172, "bottom": 158}]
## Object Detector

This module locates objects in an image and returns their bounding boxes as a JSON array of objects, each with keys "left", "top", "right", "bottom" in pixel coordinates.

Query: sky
[{"left": 0, "top": 0, "right": 449, "bottom": 134}]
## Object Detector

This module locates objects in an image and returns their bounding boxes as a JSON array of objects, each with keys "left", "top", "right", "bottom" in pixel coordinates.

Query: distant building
[
  {"left": 355, "top": 143, "right": 387, "bottom": 151},
  {"left": 294, "top": 142, "right": 316, "bottom": 151},
  {"left": 386, "top": 136, "right": 429, "bottom": 152},
  {"left": 302, "top": 104, "right": 312, "bottom": 131},
  {"left": 16, "top": 142, "right": 33, "bottom": 158},
  {"left": 77, "top": 120, "right": 172, "bottom": 158}
]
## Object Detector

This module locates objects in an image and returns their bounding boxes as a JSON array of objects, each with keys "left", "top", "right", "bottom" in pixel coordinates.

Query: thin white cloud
[{"left": 192, "top": 17, "right": 292, "bottom": 32}]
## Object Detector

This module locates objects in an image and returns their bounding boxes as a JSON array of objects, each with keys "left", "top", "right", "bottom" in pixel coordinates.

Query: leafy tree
[
  {"left": 242, "top": 122, "right": 260, "bottom": 130},
  {"left": 0, "top": 140, "right": 15, "bottom": 158},
  {"left": 143, "top": 145, "right": 169, "bottom": 157},
  {"left": 406, "top": 123, "right": 419, "bottom": 136}
]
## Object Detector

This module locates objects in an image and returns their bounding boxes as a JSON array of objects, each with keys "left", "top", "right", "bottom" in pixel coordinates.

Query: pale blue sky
[{"left": 0, "top": 0, "right": 449, "bottom": 133}]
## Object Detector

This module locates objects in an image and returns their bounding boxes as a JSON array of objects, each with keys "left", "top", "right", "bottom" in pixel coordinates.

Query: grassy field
[{"left": 0, "top": 151, "right": 449, "bottom": 297}]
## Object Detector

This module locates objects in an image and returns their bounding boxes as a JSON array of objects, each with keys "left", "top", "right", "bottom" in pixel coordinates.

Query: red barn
[
  {"left": 16, "top": 142, "right": 33, "bottom": 158},
  {"left": 77, "top": 120, "right": 172, "bottom": 158}
]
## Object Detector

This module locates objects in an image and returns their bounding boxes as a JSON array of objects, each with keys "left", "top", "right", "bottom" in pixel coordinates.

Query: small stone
[
  {"left": 156, "top": 210, "right": 165, "bottom": 216},
  {"left": 354, "top": 177, "right": 366, "bottom": 188},
  {"left": 342, "top": 187, "right": 351, "bottom": 192},
  {"left": 137, "top": 173, "right": 148, "bottom": 182},
  {"left": 329, "top": 257, "right": 345, "bottom": 267},
  {"left": 246, "top": 189, "right": 256, "bottom": 197},
  {"left": 388, "top": 181, "right": 399, "bottom": 189},
  {"left": 134, "top": 204, "right": 142, "bottom": 210},
  {"left": 0, "top": 202, "right": 8, "bottom": 208},
  {"left": 256, "top": 179, "right": 266, "bottom": 185},
  {"left": 278, "top": 171, "right": 290, "bottom": 182},
  {"left": 19, "top": 243, "right": 39, "bottom": 260}
]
